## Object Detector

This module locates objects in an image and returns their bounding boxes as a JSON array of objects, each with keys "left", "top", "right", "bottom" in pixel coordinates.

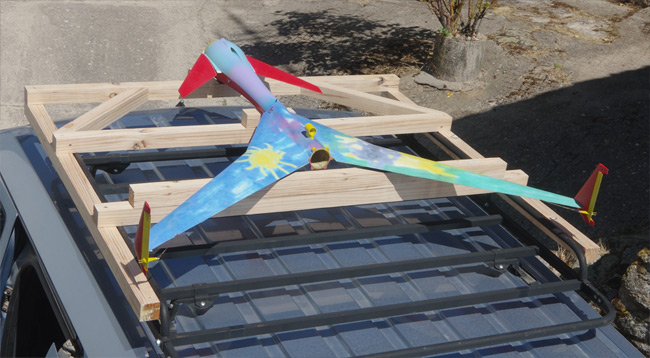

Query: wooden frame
[{"left": 24, "top": 74, "right": 599, "bottom": 322}]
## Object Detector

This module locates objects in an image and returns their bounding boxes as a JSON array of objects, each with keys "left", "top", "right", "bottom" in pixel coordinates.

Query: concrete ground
[{"left": 1, "top": 0, "right": 649, "bottom": 351}]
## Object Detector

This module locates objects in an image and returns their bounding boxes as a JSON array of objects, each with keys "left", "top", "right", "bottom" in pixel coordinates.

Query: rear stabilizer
[
  {"left": 246, "top": 55, "right": 322, "bottom": 94},
  {"left": 574, "top": 163, "right": 609, "bottom": 226},
  {"left": 134, "top": 202, "right": 157, "bottom": 273},
  {"left": 178, "top": 54, "right": 218, "bottom": 98}
]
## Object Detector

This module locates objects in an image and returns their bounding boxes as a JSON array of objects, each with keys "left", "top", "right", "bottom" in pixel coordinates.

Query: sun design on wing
[
  {"left": 241, "top": 143, "right": 298, "bottom": 179},
  {"left": 394, "top": 153, "right": 456, "bottom": 178}
]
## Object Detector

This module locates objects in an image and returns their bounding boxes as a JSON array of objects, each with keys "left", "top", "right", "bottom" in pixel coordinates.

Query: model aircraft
[{"left": 134, "top": 38, "right": 608, "bottom": 273}]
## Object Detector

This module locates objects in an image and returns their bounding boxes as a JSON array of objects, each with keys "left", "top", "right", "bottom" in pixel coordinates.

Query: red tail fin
[
  {"left": 178, "top": 54, "right": 218, "bottom": 98},
  {"left": 574, "top": 163, "right": 608, "bottom": 226},
  {"left": 134, "top": 202, "right": 156, "bottom": 273},
  {"left": 246, "top": 55, "right": 322, "bottom": 94}
]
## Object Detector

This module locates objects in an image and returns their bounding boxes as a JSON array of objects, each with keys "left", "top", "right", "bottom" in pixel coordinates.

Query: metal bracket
[{"left": 192, "top": 283, "right": 213, "bottom": 315}]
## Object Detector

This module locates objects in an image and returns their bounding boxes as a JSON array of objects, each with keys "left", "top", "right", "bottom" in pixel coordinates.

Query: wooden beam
[
  {"left": 264, "top": 74, "right": 400, "bottom": 95},
  {"left": 24, "top": 74, "right": 401, "bottom": 105},
  {"left": 302, "top": 81, "right": 443, "bottom": 116},
  {"left": 25, "top": 103, "right": 57, "bottom": 144},
  {"left": 97, "top": 169, "right": 527, "bottom": 227},
  {"left": 432, "top": 131, "right": 600, "bottom": 263},
  {"left": 383, "top": 88, "right": 418, "bottom": 106},
  {"left": 240, "top": 108, "right": 260, "bottom": 128},
  {"left": 53, "top": 112, "right": 451, "bottom": 153},
  {"left": 128, "top": 157, "right": 509, "bottom": 209},
  {"left": 94, "top": 158, "right": 526, "bottom": 227},
  {"left": 25, "top": 104, "right": 160, "bottom": 321},
  {"left": 59, "top": 88, "right": 149, "bottom": 132}
]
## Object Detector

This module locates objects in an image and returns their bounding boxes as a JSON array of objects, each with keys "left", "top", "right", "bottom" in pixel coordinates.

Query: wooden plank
[
  {"left": 434, "top": 131, "right": 486, "bottom": 159},
  {"left": 383, "top": 88, "right": 418, "bottom": 106},
  {"left": 25, "top": 104, "right": 160, "bottom": 321},
  {"left": 519, "top": 197, "right": 600, "bottom": 263},
  {"left": 59, "top": 88, "right": 149, "bottom": 132},
  {"left": 53, "top": 112, "right": 451, "bottom": 153},
  {"left": 95, "top": 158, "right": 524, "bottom": 227},
  {"left": 98, "top": 169, "right": 527, "bottom": 227},
  {"left": 432, "top": 130, "right": 600, "bottom": 263},
  {"left": 264, "top": 74, "right": 400, "bottom": 95},
  {"left": 241, "top": 108, "right": 260, "bottom": 128},
  {"left": 129, "top": 157, "right": 509, "bottom": 208},
  {"left": 24, "top": 75, "right": 401, "bottom": 105},
  {"left": 25, "top": 103, "right": 57, "bottom": 144},
  {"left": 302, "top": 81, "right": 443, "bottom": 116},
  {"left": 25, "top": 80, "right": 236, "bottom": 105}
]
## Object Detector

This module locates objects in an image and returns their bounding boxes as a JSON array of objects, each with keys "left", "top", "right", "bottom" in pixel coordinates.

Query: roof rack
[{"left": 24, "top": 74, "right": 602, "bottom": 332}]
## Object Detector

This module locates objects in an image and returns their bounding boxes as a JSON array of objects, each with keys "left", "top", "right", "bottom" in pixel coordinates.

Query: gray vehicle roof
[{"left": 0, "top": 106, "right": 642, "bottom": 357}]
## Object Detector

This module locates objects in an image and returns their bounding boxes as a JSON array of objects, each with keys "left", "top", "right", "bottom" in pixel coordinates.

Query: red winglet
[
  {"left": 574, "top": 163, "right": 609, "bottom": 226},
  {"left": 134, "top": 202, "right": 154, "bottom": 273},
  {"left": 179, "top": 54, "right": 218, "bottom": 98},
  {"left": 246, "top": 55, "right": 322, "bottom": 94}
]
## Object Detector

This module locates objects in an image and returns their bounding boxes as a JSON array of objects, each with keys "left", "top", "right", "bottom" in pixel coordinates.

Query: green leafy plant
[{"left": 420, "top": 0, "right": 496, "bottom": 37}]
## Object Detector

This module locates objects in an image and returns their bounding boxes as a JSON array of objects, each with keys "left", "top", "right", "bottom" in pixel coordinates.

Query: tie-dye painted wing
[
  {"left": 293, "top": 115, "right": 582, "bottom": 210},
  {"left": 149, "top": 104, "right": 315, "bottom": 248}
]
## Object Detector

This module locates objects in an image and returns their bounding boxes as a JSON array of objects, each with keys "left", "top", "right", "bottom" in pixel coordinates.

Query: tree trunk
[{"left": 425, "top": 33, "right": 485, "bottom": 82}]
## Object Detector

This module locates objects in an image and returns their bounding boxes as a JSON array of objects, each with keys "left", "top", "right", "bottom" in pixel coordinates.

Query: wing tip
[
  {"left": 575, "top": 163, "right": 608, "bottom": 226},
  {"left": 135, "top": 201, "right": 153, "bottom": 273}
]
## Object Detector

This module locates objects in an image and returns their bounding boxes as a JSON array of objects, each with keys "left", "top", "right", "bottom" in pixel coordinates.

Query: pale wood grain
[
  {"left": 53, "top": 112, "right": 451, "bottom": 153},
  {"left": 25, "top": 104, "right": 159, "bottom": 321},
  {"left": 95, "top": 158, "right": 519, "bottom": 227},
  {"left": 59, "top": 88, "right": 148, "bottom": 132}
]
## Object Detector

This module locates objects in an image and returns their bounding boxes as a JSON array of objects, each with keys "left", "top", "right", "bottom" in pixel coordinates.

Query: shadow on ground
[
  {"left": 239, "top": 10, "right": 434, "bottom": 75},
  {"left": 453, "top": 66, "right": 650, "bottom": 239},
  {"left": 238, "top": 9, "right": 649, "bottom": 239}
]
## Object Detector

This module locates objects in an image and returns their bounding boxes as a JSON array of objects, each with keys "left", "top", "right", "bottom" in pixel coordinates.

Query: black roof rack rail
[{"left": 82, "top": 128, "right": 616, "bottom": 358}]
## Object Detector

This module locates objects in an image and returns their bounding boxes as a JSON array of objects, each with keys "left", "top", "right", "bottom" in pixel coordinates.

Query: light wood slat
[
  {"left": 95, "top": 158, "right": 522, "bottom": 227},
  {"left": 97, "top": 170, "right": 527, "bottom": 227},
  {"left": 433, "top": 130, "right": 600, "bottom": 263},
  {"left": 435, "top": 130, "right": 487, "bottom": 159},
  {"left": 129, "top": 157, "right": 508, "bottom": 208},
  {"left": 240, "top": 108, "right": 260, "bottom": 128},
  {"left": 383, "top": 88, "right": 418, "bottom": 106},
  {"left": 25, "top": 103, "right": 57, "bottom": 144},
  {"left": 24, "top": 74, "right": 401, "bottom": 105},
  {"left": 264, "top": 74, "right": 400, "bottom": 95},
  {"left": 53, "top": 112, "right": 451, "bottom": 153},
  {"left": 25, "top": 105, "right": 159, "bottom": 321},
  {"left": 59, "top": 88, "right": 149, "bottom": 132},
  {"left": 302, "top": 81, "right": 443, "bottom": 116},
  {"left": 519, "top": 197, "right": 600, "bottom": 263}
]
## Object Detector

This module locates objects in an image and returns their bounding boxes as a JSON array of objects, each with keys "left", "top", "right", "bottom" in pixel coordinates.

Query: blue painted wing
[
  {"left": 290, "top": 114, "right": 580, "bottom": 209},
  {"left": 149, "top": 103, "right": 315, "bottom": 248}
]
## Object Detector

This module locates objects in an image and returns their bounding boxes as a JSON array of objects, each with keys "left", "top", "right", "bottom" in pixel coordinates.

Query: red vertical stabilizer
[
  {"left": 574, "top": 163, "right": 609, "bottom": 226},
  {"left": 246, "top": 55, "right": 322, "bottom": 94},
  {"left": 178, "top": 54, "right": 218, "bottom": 98}
]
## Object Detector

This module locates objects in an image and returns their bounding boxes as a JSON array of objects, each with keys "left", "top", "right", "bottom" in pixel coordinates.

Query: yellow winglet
[
  {"left": 134, "top": 202, "right": 157, "bottom": 273},
  {"left": 574, "top": 164, "right": 608, "bottom": 226}
]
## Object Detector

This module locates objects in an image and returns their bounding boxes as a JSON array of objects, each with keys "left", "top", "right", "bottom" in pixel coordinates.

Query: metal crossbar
[
  {"left": 168, "top": 280, "right": 583, "bottom": 347},
  {"left": 154, "top": 215, "right": 503, "bottom": 259},
  {"left": 161, "top": 246, "right": 537, "bottom": 303}
]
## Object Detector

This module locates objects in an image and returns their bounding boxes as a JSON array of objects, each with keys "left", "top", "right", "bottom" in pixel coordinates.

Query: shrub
[{"left": 420, "top": 0, "right": 497, "bottom": 37}]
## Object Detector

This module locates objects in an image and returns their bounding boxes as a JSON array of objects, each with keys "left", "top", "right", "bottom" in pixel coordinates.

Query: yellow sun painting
[
  {"left": 395, "top": 153, "right": 456, "bottom": 178},
  {"left": 240, "top": 143, "right": 298, "bottom": 179}
]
